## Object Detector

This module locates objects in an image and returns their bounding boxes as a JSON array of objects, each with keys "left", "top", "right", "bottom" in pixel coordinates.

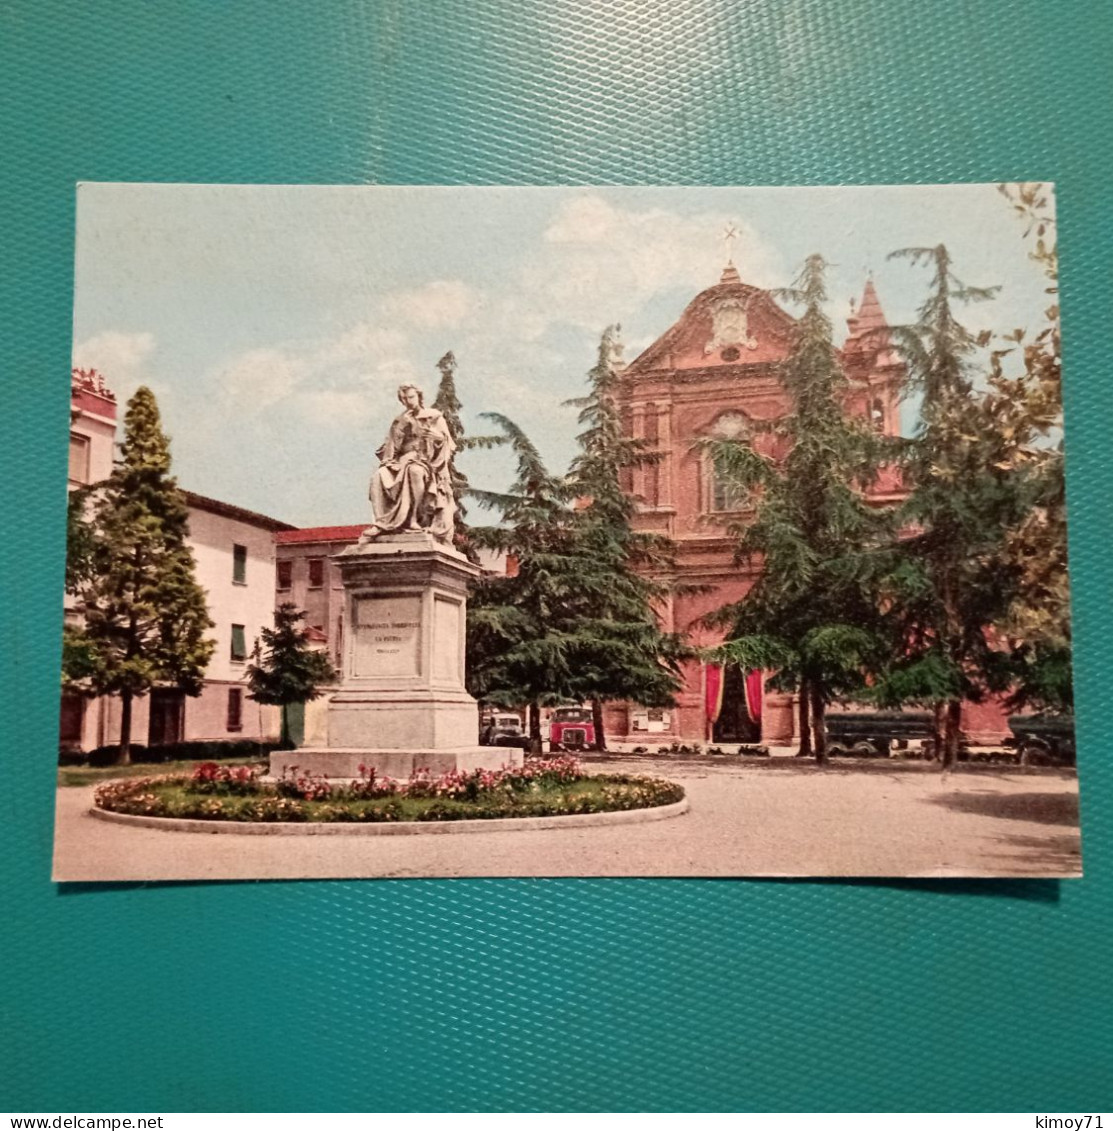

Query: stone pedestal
[{"left": 270, "top": 532, "right": 522, "bottom": 780}]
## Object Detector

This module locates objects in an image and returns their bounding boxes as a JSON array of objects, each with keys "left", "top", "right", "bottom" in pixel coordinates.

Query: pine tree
[
  {"left": 63, "top": 387, "right": 215, "bottom": 764},
  {"left": 704, "top": 256, "right": 889, "bottom": 762},
  {"left": 877, "top": 244, "right": 1038, "bottom": 765},
  {"left": 245, "top": 603, "right": 337, "bottom": 749},
  {"left": 992, "top": 183, "right": 1071, "bottom": 715},
  {"left": 465, "top": 412, "right": 586, "bottom": 751},
  {"left": 563, "top": 326, "right": 684, "bottom": 749}
]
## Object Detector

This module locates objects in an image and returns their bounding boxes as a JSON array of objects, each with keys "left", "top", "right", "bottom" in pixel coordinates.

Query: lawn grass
[{"left": 59, "top": 757, "right": 267, "bottom": 789}]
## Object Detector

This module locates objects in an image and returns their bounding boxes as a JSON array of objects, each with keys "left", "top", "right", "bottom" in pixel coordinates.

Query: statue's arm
[
  {"left": 377, "top": 419, "right": 402, "bottom": 465},
  {"left": 428, "top": 412, "right": 456, "bottom": 469}
]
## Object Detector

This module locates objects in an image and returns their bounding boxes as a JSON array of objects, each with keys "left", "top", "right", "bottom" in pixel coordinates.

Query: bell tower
[{"left": 842, "top": 276, "right": 903, "bottom": 439}]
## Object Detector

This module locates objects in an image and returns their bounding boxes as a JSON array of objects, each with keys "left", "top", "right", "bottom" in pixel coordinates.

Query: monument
[{"left": 269, "top": 383, "right": 523, "bottom": 779}]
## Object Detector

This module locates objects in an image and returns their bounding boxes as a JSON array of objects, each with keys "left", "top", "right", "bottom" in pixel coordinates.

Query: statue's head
[{"left": 397, "top": 383, "right": 424, "bottom": 408}]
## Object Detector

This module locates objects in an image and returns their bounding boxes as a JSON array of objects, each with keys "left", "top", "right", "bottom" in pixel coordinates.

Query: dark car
[{"left": 480, "top": 714, "right": 529, "bottom": 749}]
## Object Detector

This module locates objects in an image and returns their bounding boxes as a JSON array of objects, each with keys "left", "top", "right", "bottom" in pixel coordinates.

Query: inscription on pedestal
[{"left": 353, "top": 594, "right": 422, "bottom": 678}]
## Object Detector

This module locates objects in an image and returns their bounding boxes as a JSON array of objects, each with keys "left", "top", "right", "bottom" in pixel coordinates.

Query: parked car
[
  {"left": 549, "top": 706, "right": 595, "bottom": 752},
  {"left": 480, "top": 713, "right": 529, "bottom": 749},
  {"left": 825, "top": 711, "right": 935, "bottom": 757},
  {"left": 1007, "top": 715, "right": 1075, "bottom": 765}
]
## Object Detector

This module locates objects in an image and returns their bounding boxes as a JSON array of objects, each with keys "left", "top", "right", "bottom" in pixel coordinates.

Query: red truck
[{"left": 549, "top": 706, "right": 595, "bottom": 752}]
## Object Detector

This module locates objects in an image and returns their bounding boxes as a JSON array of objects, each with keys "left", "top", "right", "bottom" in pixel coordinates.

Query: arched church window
[
  {"left": 707, "top": 412, "right": 750, "bottom": 513},
  {"left": 870, "top": 398, "right": 885, "bottom": 432}
]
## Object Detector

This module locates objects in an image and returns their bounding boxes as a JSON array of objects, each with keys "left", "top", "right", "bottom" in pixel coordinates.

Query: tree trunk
[
  {"left": 590, "top": 698, "right": 607, "bottom": 752},
  {"left": 811, "top": 683, "right": 828, "bottom": 766},
  {"left": 941, "top": 698, "right": 963, "bottom": 769},
  {"left": 528, "top": 702, "right": 542, "bottom": 756},
  {"left": 279, "top": 703, "right": 292, "bottom": 750},
  {"left": 930, "top": 701, "right": 946, "bottom": 762},
  {"left": 796, "top": 680, "right": 812, "bottom": 758},
  {"left": 118, "top": 689, "right": 133, "bottom": 765}
]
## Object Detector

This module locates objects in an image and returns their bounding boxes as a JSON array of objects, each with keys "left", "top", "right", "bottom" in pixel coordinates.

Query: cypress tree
[
  {"left": 705, "top": 255, "right": 889, "bottom": 762},
  {"left": 63, "top": 386, "right": 214, "bottom": 764},
  {"left": 432, "top": 350, "right": 468, "bottom": 514}
]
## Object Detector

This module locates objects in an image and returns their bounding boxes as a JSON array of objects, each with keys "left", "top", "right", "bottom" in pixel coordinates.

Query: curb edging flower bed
[
  {"left": 88, "top": 795, "right": 689, "bottom": 835},
  {"left": 89, "top": 756, "right": 689, "bottom": 834}
]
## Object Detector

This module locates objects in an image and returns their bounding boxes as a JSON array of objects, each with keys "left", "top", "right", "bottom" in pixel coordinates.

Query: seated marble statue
[{"left": 364, "top": 383, "right": 456, "bottom": 544}]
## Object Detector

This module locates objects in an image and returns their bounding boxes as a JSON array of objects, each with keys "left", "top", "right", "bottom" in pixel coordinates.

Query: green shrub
[
  {"left": 87, "top": 743, "right": 148, "bottom": 767},
  {"left": 75, "top": 738, "right": 271, "bottom": 767}
]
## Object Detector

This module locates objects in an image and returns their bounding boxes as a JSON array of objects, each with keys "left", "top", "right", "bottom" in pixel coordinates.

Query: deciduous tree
[{"left": 246, "top": 603, "right": 337, "bottom": 749}]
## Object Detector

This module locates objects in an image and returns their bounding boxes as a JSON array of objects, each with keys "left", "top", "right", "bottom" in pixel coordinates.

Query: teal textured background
[{"left": 2, "top": 0, "right": 1110, "bottom": 1112}]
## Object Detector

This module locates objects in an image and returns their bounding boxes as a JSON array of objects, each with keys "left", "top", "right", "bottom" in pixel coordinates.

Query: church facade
[{"left": 602, "top": 263, "right": 906, "bottom": 747}]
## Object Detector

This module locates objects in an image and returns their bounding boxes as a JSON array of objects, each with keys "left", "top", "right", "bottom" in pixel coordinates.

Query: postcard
[{"left": 54, "top": 183, "right": 1078, "bottom": 880}]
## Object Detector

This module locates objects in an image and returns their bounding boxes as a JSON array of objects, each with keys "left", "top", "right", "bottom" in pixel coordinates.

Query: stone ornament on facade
[
  {"left": 364, "top": 383, "right": 456, "bottom": 545},
  {"left": 705, "top": 294, "right": 758, "bottom": 356}
]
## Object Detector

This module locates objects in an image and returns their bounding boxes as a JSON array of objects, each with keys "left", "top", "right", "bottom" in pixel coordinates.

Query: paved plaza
[{"left": 52, "top": 758, "right": 1082, "bottom": 882}]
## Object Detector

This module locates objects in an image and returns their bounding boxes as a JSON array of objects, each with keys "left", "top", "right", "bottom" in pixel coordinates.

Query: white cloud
[
  {"left": 293, "top": 388, "right": 376, "bottom": 426},
  {"left": 214, "top": 347, "right": 308, "bottom": 410},
  {"left": 517, "top": 193, "right": 784, "bottom": 335},
  {"left": 381, "top": 279, "right": 476, "bottom": 329},
  {"left": 73, "top": 330, "right": 156, "bottom": 386},
  {"left": 322, "top": 323, "right": 410, "bottom": 366},
  {"left": 211, "top": 318, "right": 427, "bottom": 429}
]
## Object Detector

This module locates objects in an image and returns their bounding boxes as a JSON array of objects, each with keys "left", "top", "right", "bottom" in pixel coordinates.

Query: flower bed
[{"left": 93, "top": 756, "right": 685, "bottom": 824}]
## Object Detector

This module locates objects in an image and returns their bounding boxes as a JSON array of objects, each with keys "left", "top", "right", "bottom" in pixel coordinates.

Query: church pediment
[{"left": 625, "top": 269, "right": 796, "bottom": 377}]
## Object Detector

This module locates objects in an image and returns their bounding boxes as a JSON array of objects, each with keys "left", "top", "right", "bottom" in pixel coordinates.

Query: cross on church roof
[{"left": 722, "top": 222, "right": 739, "bottom": 264}]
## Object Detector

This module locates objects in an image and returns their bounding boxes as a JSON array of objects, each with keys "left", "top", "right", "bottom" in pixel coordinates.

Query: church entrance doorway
[{"left": 712, "top": 664, "right": 761, "bottom": 744}]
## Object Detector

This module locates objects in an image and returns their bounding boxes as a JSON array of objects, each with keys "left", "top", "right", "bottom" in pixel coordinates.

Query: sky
[{"left": 72, "top": 183, "right": 1055, "bottom": 528}]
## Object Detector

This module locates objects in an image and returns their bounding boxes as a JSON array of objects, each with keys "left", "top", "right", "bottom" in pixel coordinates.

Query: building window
[
  {"left": 711, "top": 467, "right": 747, "bottom": 513},
  {"left": 277, "top": 559, "right": 292, "bottom": 590},
  {"left": 308, "top": 558, "right": 324, "bottom": 589},
  {"left": 230, "top": 624, "right": 247, "bottom": 662},
  {"left": 232, "top": 543, "right": 247, "bottom": 585},
  {"left": 68, "top": 433, "right": 90, "bottom": 485},
  {"left": 707, "top": 412, "right": 751, "bottom": 513},
  {"left": 226, "top": 687, "right": 243, "bottom": 731}
]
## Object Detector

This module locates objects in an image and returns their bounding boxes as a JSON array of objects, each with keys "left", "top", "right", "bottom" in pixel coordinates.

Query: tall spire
[
  {"left": 844, "top": 274, "right": 901, "bottom": 376},
  {"left": 854, "top": 276, "right": 885, "bottom": 334},
  {"left": 845, "top": 275, "right": 887, "bottom": 348}
]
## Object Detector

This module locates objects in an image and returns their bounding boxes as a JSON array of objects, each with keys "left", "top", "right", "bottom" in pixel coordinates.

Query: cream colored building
[{"left": 61, "top": 370, "right": 293, "bottom": 752}]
